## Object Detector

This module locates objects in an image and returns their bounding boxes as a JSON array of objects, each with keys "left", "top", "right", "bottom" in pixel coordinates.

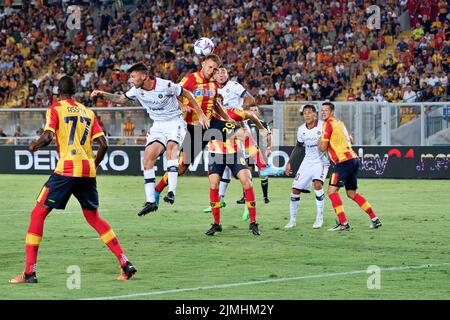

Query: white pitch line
[{"left": 83, "top": 262, "right": 450, "bottom": 300}]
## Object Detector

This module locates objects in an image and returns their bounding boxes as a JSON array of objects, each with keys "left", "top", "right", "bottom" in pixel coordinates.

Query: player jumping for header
[{"left": 91, "top": 63, "right": 209, "bottom": 216}]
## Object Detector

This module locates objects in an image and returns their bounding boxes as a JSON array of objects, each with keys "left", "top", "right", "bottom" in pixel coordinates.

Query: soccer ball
[{"left": 194, "top": 37, "right": 214, "bottom": 57}]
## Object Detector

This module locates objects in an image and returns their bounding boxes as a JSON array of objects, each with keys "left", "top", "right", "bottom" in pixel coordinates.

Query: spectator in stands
[
  {"left": 438, "top": 71, "right": 448, "bottom": 94},
  {"left": 358, "top": 44, "right": 371, "bottom": 74},
  {"left": 397, "top": 38, "right": 409, "bottom": 52},
  {"left": 14, "top": 126, "right": 24, "bottom": 138},
  {"left": 419, "top": 82, "right": 434, "bottom": 101},
  {"left": 346, "top": 88, "right": 356, "bottom": 101},
  {"left": 383, "top": 53, "right": 398, "bottom": 74},
  {"left": 403, "top": 85, "right": 417, "bottom": 102},
  {"left": 319, "top": 79, "right": 335, "bottom": 100},
  {"left": 0, "top": 127, "right": 6, "bottom": 145},
  {"left": 0, "top": 0, "right": 445, "bottom": 111},
  {"left": 399, "top": 70, "right": 411, "bottom": 88},
  {"left": 137, "top": 129, "right": 146, "bottom": 145},
  {"left": 412, "top": 22, "right": 425, "bottom": 40},
  {"left": 123, "top": 117, "right": 135, "bottom": 137},
  {"left": 283, "top": 81, "right": 295, "bottom": 100}
]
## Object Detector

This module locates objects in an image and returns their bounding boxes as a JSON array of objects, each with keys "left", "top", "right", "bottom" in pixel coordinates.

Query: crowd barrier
[{"left": 1, "top": 145, "right": 449, "bottom": 179}]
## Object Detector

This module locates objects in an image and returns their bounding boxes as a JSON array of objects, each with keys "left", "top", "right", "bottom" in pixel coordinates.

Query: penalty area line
[{"left": 82, "top": 262, "right": 450, "bottom": 300}]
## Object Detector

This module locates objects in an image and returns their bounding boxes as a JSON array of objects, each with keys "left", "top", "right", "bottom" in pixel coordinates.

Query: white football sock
[
  {"left": 314, "top": 188, "right": 325, "bottom": 218},
  {"left": 290, "top": 193, "right": 300, "bottom": 222},
  {"left": 167, "top": 159, "right": 179, "bottom": 194},
  {"left": 219, "top": 166, "right": 231, "bottom": 199},
  {"left": 144, "top": 168, "right": 155, "bottom": 203}
]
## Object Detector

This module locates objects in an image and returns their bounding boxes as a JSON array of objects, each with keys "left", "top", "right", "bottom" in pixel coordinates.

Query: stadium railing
[
  {"left": 271, "top": 101, "right": 450, "bottom": 146},
  {"left": 0, "top": 103, "right": 449, "bottom": 147}
]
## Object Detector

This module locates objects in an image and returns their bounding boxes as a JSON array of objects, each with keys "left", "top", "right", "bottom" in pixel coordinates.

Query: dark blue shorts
[
  {"left": 208, "top": 152, "right": 248, "bottom": 179},
  {"left": 182, "top": 118, "right": 219, "bottom": 164},
  {"left": 329, "top": 158, "right": 359, "bottom": 191},
  {"left": 36, "top": 173, "right": 99, "bottom": 210}
]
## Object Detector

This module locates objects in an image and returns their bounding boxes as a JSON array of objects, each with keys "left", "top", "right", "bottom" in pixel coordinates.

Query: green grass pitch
[{"left": 1, "top": 174, "right": 449, "bottom": 300}]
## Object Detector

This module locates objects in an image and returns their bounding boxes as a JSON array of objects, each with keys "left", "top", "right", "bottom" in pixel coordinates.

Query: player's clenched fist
[{"left": 90, "top": 90, "right": 103, "bottom": 99}]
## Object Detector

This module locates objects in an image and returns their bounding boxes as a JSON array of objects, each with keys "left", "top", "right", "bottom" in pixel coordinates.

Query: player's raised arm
[
  {"left": 214, "top": 99, "right": 234, "bottom": 122},
  {"left": 181, "top": 89, "right": 210, "bottom": 129},
  {"left": 245, "top": 110, "right": 267, "bottom": 134},
  {"left": 242, "top": 91, "right": 257, "bottom": 110},
  {"left": 90, "top": 90, "right": 131, "bottom": 106},
  {"left": 265, "top": 124, "right": 272, "bottom": 158}
]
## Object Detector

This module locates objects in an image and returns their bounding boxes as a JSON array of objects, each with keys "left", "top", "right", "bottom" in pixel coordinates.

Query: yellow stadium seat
[{"left": 384, "top": 35, "right": 393, "bottom": 45}]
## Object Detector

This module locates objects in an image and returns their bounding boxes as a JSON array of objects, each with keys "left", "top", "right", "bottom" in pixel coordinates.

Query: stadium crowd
[
  {"left": 0, "top": 0, "right": 448, "bottom": 138},
  {"left": 352, "top": 7, "right": 449, "bottom": 103},
  {"left": 0, "top": 1, "right": 418, "bottom": 106}
]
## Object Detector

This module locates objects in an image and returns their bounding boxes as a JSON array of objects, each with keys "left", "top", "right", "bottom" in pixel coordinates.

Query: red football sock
[
  {"left": 244, "top": 135, "right": 267, "bottom": 170},
  {"left": 210, "top": 188, "right": 221, "bottom": 224},
  {"left": 83, "top": 209, "right": 128, "bottom": 267},
  {"left": 244, "top": 187, "right": 257, "bottom": 223},
  {"left": 25, "top": 204, "right": 50, "bottom": 275},
  {"left": 155, "top": 173, "right": 168, "bottom": 193},
  {"left": 353, "top": 193, "right": 377, "bottom": 220},
  {"left": 329, "top": 192, "right": 348, "bottom": 224}
]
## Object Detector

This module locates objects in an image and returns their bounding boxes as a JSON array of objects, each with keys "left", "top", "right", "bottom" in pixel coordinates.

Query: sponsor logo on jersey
[{"left": 193, "top": 88, "right": 216, "bottom": 97}]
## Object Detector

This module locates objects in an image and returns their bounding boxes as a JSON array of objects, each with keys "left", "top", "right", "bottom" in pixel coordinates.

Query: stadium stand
[{"left": 0, "top": 0, "right": 448, "bottom": 138}]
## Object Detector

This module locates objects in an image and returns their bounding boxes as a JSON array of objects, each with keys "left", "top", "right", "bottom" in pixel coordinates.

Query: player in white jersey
[
  {"left": 284, "top": 105, "right": 330, "bottom": 229},
  {"left": 218, "top": 76, "right": 251, "bottom": 110},
  {"left": 91, "top": 63, "right": 208, "bottom": 216}
]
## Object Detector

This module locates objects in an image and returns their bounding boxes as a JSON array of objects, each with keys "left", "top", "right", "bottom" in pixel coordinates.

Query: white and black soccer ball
[{"left": 194, "top": 37, "right": 214, "bottom": 57}]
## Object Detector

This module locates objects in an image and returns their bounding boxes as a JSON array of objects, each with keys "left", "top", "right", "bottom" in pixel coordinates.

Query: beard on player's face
[
  {"left": 204, "top": 69, "right": 214, "bottom": 80},
  {"left": 202, "top": 62, "right": 219, "bottom": 80},
  {"left": 130, "top": 72, "right": 147, "bottom": 88}
]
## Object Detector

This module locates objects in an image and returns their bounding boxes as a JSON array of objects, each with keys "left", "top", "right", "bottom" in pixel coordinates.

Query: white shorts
[
  {"left": 146, "top": 117, "right": 187, "bottom": 147},
  {"left": 292, "top": 160, "right": 330, "bottom": 192}
]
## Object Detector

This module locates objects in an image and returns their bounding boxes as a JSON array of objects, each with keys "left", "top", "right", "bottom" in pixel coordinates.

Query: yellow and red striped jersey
[
  {"left": 180, "top": 71, "right": 218, "bottom": 125},
  {"left": 44, "top": 99, "right": 104, "bottom": 177},
  {"left": 321, "top": 116, "right": 358, "bottom": 164},
  {"left": 223, "top": 108, "right": 246, "bottom": 122},
  {"left": 207, "top": 119, "right": 240, "bottom": 154}
]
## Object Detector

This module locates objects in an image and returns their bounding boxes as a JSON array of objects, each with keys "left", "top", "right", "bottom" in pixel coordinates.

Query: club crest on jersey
[
  {"left": 193, "top": 88, "right": 216, "bottom": 97},
  {"left": 158, "top": 94, "right": 163, "bottom": 99}
]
